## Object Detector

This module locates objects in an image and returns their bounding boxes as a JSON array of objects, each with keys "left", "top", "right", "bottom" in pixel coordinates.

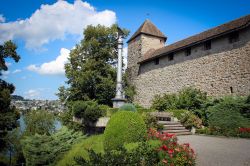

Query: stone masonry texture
[{"left": 128, "top": 28, "right": 250, "bottom": 108}]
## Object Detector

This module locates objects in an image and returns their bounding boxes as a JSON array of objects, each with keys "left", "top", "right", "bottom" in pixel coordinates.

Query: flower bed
[
  {"left": 238, "top": 127, "right": 250, "bottom": 138},
  {"left": 147, "top": 128, "right": 196, "bottom": 166}
]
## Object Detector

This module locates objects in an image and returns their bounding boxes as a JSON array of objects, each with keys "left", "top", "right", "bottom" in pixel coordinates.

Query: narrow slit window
[
  {"left": 154, "top": 58, "right": 159, "bottom": 65},
  {"left": 229, "top": 31, "right": 239, "bottom": 43},
  {"left": 186, "top": 47, "right": 191, "bottom": 56},
  {"left": 168, "top": 53, "right": 174, "bottom": 61},
  {"left": 204, "top": 40, "right": 211, "bottom": 50},
  {"left": 230, "top": 87, "right": 233, "bottom": 93}
]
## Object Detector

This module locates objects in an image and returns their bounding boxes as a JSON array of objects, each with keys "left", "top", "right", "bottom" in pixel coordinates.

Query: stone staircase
[{"left": 150, "top": 112, "right": 191, "bottom": 136}]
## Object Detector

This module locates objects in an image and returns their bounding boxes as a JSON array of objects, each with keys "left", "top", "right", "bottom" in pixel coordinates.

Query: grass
[
  {"left": 56, "top": 133, "right": 161, "bottom": 166},
  {"left": 56, "top": 134, "right": 104, "bottom": 166},
  {"left": 124, "top": 139, "right": 161, "bottom": 151}
]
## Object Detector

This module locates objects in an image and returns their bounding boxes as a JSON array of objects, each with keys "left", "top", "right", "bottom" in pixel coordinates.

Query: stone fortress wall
[{"left": 127, "top": 23, "right": 250, "bottom": 108}]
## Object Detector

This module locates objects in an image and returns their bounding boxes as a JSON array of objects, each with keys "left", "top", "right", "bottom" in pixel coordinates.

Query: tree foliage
[
  {"left": 74, "top": 142, "right": 159, "bottom": 166},
  {"left": 208, "top": 96, "right": 250, "bottom": 136},
  {"left": 24, "top": 110, "right": 56, "bottom": 136},
  {"left": 21, "top": 127, "right": 84, "bottom": 166},
  {"left": 0, "top": 40, "right": 20, "bottom": 151},
  {"left": 72, "top": 100, "right": 103, "bottom": 123},
  {"left": 58, "top": 24, "right": 129, "bottom": 106}
]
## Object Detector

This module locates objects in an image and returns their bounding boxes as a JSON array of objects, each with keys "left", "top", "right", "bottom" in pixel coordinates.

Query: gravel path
[{"left": 177, "top": 135, "right": 250, "bottom": 166}]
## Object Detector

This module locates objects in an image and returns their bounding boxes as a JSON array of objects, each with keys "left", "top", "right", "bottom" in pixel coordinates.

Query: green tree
[
  {"left": 58, "top": 24, "right": 128, "bottom": 106},
  {"left": 24, "top": 110, "right": 55, "bottom": 135},
  {"left": 21, "top": 127, "right": 84, "bottom": 166},
  {"left": 0, "top": 128, "right": 25, "bottom": 166},
  {"left": 0, "top": 40, "right": 20, "bottom": 151}
]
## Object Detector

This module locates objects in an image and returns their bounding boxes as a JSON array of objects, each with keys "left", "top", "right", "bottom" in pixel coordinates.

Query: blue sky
[{"left": 0, "top": 0, "right": 249, "bottom": 100}]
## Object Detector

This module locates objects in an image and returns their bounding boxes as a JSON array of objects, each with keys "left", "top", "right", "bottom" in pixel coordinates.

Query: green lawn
[
  {"left": 56, "top": 134, "right": 161, "bottom": 166},
  {"left": 56, "top": 134, "right": 104, "bottom": 166}
]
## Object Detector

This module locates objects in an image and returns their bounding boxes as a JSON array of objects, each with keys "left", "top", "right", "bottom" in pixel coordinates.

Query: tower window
[
  {"left": 204, "top": 40, "right": 211, "bottom": 50},
  {"left": 168, "top": 53, "right": 174, "bottom": 61},
  {"left": 154, "top": 58, "right": 159, "bottom": 65},
  {"left": 229, "top": 31, "right": 239, "bottom": 43},
  {"left": 230, "top": 87, "right": 233, "bottom": 93},
  {"left": 186, "top": 47, "right": 191, "bottom": 56}
]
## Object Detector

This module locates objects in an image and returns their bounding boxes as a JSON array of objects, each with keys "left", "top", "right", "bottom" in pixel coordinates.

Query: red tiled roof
[{"left": 127, "top": 19, "right": 167, "bottom": 43}]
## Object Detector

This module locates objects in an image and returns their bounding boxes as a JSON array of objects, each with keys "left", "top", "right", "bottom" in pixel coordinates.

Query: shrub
[
  {"left": 99, "top": 105, "right": 109, "bottom": 116},
  {"left": 238, "top": 127, "right": 250, "bottom": 138},
  {"left": 147, "top": 129, "right": 196, "bottom": 166},
  {"left": 208, "top": 101, "right": 250, "bottom": 136},
  {"left": 214, "top": 96, "right": 250, "bottom": 119},
  {"left": 180, "top": 112, "right": 203, "bottom": 129},
  {"left": 104, "top": 111, "right": 147, "bottom": 151},
  {"left": 177, "top": 87, "right": 207, "bottom": 110},
  {"left": 72, "top": 101, "right": 87, "bottom": 118},
  {"left": 142, "top": 113, "right": 163, "bottom": 130},
  {"left": 72, "top": 100, "right": 103, "bottom": 123},
  {"left": 151, "top": 93, "right": 178, "bottom": 111},
  {"left": 83, "top": 101, "right": 103, "bottom": 122},
  {"left": 166, "top": 109, "right": 189, "bottom": 120},
  {"left": 22, "top": 127, "right": 84, "bottom": 166},
  {"left": 119, "top": 103, "right": 136, "bottom": 112},
  {"left": 74, "top": 142, "right": 159, "bottom": 165},
  {"left": 106, "top": 107, "right": 119, "bottom": 117},
  {"left": 196, "top": 127, "right": 212, "bottom": 135},
  {"left": 135, "top": 104, "right": 156, "bottom": 114},
  {"left": 151, "top": 87, "right": 208, "bottom": 112},
  {"left": 60, "top": 109, "right": 84, "bottom": 132}
]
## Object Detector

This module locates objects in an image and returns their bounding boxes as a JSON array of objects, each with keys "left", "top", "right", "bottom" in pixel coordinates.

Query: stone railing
[{"left": 150, "top": 112, "right": 173, "bottom": 121}]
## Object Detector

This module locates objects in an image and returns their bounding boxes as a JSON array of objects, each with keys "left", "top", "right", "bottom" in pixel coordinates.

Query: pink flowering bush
[{"left": 147, "top": 128, "right": 196, "bottom": 166}]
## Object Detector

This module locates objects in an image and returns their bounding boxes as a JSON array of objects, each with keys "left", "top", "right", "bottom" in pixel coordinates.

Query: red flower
[
  {"left": 190, "top": 148, "right": 194, "bottom": 154},
  {"left": 239, "top": 127, "right": 250, "bottom": 133},
  {"left": 183, "top": 143, "right": 190, "bottom": 147},
  {"left": 168, "top": 149, "right": 174, "bottom": 154},
  {"left": 162, "top": 145, "right": 168, "bottom": 151}
]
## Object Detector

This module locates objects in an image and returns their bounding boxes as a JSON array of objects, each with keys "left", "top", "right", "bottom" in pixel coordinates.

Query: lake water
[{"left": 18, "top": 114, "right": 62, "bottom": 133}]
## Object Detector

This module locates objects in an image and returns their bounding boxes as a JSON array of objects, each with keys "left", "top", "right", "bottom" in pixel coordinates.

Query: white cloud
[
  {"left": 21, "top": 76, "right": 27, "bottom": 80},
  {"left": 12, "top": 69, "right": 21, "bottom": 74},
  {"left": 0, "top": 70, "right": 9, "bottom": 79},
  {"left": 2, "top": 76, "right": 8, "bottom": 79},
  {"left": 0, "top": 0, "right": 116, "bottom": 49},
  {"left": 24, "top": 89, "right": 40, "bottom": 99},
  {"left": 6, "top": 62, "right": 12, "bottom": 67},
  {"left": 0, "top": 14, "right": 5, "bottom": 23},
  {"left": 2, "top": 71, "right": 10, "bottom": 75},
  {"left": 27, "top": 48, "right": 70, "bottom": 75}
]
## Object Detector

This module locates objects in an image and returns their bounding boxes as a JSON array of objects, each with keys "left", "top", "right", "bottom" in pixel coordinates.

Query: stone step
[
  {"left": 163, "top": 124, "right": 183, "bottom": 127},
  {"left": 161, "top": 129, "right": 190, "bottom": 133},
  {"left": 172, "top": 132, "right": 192, "bottom": 136},
  {"left": 158, "top": 121, "right": 181, "bottom": 125},
  {"left": 159, "top": 130, "right": 192, "bottom": 136},
  {"left": 163, "top": 126, "right": 186, "bottom": 130}
]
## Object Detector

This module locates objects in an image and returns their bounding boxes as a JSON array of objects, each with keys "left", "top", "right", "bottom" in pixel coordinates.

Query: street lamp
[{"left": 112, "top": 26, "right": 126, "bottom": 108}]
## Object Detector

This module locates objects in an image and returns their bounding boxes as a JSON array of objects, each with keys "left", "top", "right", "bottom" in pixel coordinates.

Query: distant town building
[{"left": 11, "top": 97, "right": 65, "bottom": 112}]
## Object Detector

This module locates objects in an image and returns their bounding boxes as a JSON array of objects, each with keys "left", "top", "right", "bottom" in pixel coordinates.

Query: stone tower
[{"left": 127, "top": 20, "right": 167, "bottom": 83}]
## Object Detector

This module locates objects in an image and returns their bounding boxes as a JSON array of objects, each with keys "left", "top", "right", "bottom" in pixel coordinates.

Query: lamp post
[{"left": 112, "top": 27, "right": 126, "bottom": 108}]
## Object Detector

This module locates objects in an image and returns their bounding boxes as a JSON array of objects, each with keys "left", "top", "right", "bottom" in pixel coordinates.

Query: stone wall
[
  {"left": 133, "top": 41, "right": 250, "bottom": 107},
  {"left": 128, "top": 24, "right": 250, "bottom": 108},
  {"left": 127, "top": 34, "right": 165, "bottom": 81}
]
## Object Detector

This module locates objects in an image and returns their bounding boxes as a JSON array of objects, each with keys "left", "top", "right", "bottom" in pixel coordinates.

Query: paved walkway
[{"left": 177, "top": 135, "right": 250, "bottom": 166}]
